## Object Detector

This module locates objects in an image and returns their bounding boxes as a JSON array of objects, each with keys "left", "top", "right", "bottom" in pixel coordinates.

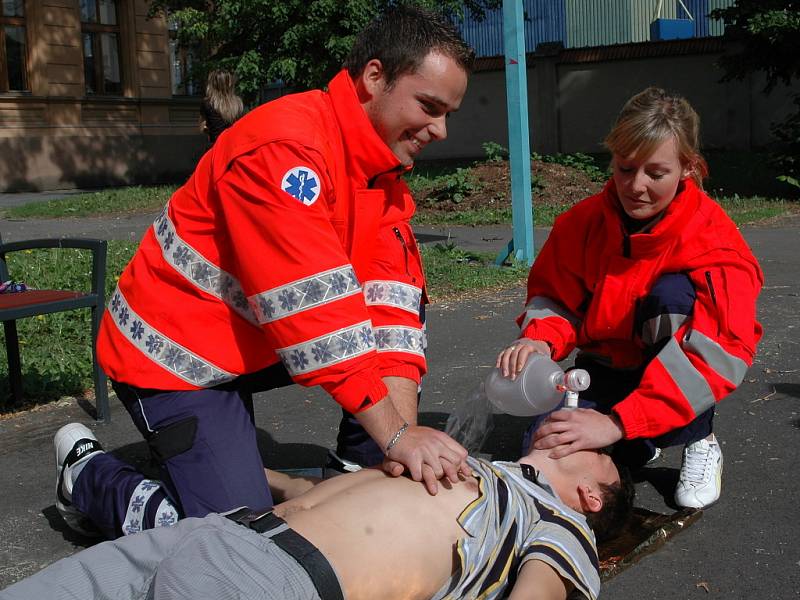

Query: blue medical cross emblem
[{"left": 281, "top": 167, "right": 320, "bottom": 206}]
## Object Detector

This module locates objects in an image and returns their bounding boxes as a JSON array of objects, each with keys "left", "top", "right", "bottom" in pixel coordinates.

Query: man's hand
[
  {"left": 533, "top": 408, "right": 625, "bottom": 458},
  {"left": 354, "top": 382, "right": 470, "bottom": 495},
  {"left": 384, "top": 424, "right": 470, "bottom": 494},
  {"left": 496, "top": 338, "right": 551, "bottom": 379}
]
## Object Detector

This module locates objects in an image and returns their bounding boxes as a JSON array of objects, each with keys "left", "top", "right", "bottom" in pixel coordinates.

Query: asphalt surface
[{"left": 1, "top": 192, "right": 798, "bottom": 598}]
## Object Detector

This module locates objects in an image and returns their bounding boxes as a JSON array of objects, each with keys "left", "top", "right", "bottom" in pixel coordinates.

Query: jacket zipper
[
  {"left": 393, "top": 227, "right": 413, "bottom": 280},
  {"left": 622, "top": 232, "right": 631, "bottom": 258},
  {"left": 632, "top": 297, "right": 641, "bottom": 341},
  {"left": 704, "top": 271, "right": 720, "bottom": 336}
]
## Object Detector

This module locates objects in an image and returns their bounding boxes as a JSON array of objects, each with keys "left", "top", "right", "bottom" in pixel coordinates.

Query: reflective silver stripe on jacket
[
  {"left": 684, "top": 329, "right": 749, "bottom": 386},
  {"left": 363, "top": 280, "right": 422, "bottom": 314},
  {"left": 277, "top": 320, "right": 376, "bottom": 376},
  {"left": 657, "top": 336, "right": 716, "bottom": 416},
  {"left": 109, "top": 287, "right": 235, "bottom": 387},
  {"left": 250, "top": 265, "right": 361, "bottom": 324},
  {"left": 153, "top": 208, "right": 258, "bottom": 325},
  {"left": 519, "top": 296, "right": 582, "bottom": 331},
  {"left": 374, "top": 326, "right": 425, "bottom": 357},
  {"left": 641, "top": 313, "right": 688, "bottom": 346},
  {"left": 122, "top": 479, "right": 160, "bottom": 536}
]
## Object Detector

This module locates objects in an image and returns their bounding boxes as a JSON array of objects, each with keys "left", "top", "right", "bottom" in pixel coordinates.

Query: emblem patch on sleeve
[{"left": 281, "top": 166, "right": 321, "bottom": 206}]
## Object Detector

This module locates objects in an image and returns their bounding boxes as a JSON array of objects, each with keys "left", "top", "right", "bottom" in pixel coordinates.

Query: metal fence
[{"left": 454, "top": 0, "right": 735, "bottom": 56}]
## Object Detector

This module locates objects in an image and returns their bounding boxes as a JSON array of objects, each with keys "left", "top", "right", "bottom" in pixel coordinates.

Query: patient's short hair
[{"left": 585, "top": 465, "right": 635, "bottom": 544}]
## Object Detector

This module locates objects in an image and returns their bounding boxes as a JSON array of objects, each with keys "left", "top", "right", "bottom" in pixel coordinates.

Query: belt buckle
[{"left": 238, "top": 508, "right": 273, "bottom": 528}]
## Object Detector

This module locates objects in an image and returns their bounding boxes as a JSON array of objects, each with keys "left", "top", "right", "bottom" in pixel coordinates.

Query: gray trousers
[{"left": 0, "top": 513, "right": 327, "bottom": 600}]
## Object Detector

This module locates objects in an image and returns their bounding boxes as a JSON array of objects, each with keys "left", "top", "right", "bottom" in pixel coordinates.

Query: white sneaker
[
  {"left": 647, "top": 447, "right": 662, "bottom": 465},
  {"left": 323, "top": 450, "right": 363, "bottom": 478},
  {"left": 55, "top": 423, "right": 104, "bottom": 536},
  {"left": 674, "top": 435, "right": 723, "bottom": 508}
]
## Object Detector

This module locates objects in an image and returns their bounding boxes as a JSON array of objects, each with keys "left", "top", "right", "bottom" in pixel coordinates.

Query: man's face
[
  {"left": 362, "top": 51, "right": 468, "bottom": 166},
  {"left": 561, "top": 449, "right": 620, "bottom": 487}
]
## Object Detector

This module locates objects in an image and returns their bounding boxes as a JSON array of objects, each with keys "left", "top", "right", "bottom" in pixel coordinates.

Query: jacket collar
[
  {"left": 603, "top": 178, "right": 704, "bottom": 256},
  {"left": 327, "top": 69, "right": 405, "bottom": 186}
]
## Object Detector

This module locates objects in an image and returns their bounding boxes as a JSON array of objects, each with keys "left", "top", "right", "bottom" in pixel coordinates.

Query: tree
[
  {"left": 711, "top": 1, "right": 800, "bottom": 188},
  {"left": 148, "top": 0, "right": 500, "bottom": 99}
]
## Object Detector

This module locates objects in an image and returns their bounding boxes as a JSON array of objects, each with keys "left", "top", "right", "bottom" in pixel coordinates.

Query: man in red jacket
[{"left": 55, "top": 5, "right": 474, "bottom": 539}]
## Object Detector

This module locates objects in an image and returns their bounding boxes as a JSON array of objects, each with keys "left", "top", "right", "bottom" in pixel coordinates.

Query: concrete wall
[
  {"left": 3, "top": 12, "right": 798, "bottom": 191},
  {"left": 427, "top": 39, "right": 799, "bottom": 161}
]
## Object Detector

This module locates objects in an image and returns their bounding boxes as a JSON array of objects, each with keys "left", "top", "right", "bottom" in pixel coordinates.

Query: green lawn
[{"left": 3, "top": 185, "right": 176, "bottom": 219}]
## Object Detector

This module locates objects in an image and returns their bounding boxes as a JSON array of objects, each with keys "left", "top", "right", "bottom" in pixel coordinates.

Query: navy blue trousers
[
  {"left": 74, "top": 379, "right": 273, "bottom": 539},
  {"left": 521, "top": 273, "right": 714, "bottom": 467}
]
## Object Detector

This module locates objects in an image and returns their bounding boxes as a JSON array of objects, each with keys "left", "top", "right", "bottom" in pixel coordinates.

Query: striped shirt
[{"left": 431, "top": 457, "right": 601, "bottom": 600}]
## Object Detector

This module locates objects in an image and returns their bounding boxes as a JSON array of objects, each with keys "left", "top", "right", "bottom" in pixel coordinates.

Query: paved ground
[{"left": 1, "top": 192, "right": 798, "bottom": 598}]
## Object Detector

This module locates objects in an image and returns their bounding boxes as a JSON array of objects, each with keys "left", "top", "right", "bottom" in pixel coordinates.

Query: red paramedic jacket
[
  {"left": 97, "top": 70, "right": 427, "bottom": 414},
  {"left": 518, "top": 179, "right": 763, "bottom": 439}
]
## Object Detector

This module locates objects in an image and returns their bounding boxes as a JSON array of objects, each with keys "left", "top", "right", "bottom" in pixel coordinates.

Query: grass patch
[
  {"left": 3, "top": 185, "right": 176, "bottom": 219},
  {"left": 412, "top": 203, "right": 571, "bottom": 227},
  {"left": 717, "top": 195, "right": 798, "bottom": 225},
  {"left": 421, "top": 244, "right": 527, "bottom": 300},
  {"left": 0, "top": 240, "right": 524, "bottom": 409},
  {"left": 0, "top": 241, "right": 137, "bottom": 410}
]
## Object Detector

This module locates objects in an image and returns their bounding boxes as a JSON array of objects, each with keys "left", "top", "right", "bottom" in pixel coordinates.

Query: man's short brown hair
[{"left": 344, "top": 3, "right": 475, "bottom": 88}]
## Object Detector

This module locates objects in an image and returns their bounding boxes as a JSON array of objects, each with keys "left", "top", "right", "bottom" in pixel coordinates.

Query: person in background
[
  {"left": 496, "top": 87, "right": 763, "bottom": 509},
  {"left": 200, "top": 69, "right": 244, "bottom": 143}
]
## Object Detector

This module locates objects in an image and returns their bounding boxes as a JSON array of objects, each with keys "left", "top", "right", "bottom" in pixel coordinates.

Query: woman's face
[{"left": 612, "top": 136, "right": 689, "bottom": 221}]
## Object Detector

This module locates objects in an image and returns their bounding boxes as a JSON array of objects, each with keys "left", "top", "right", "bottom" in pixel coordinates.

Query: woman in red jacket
[{"left": 496, "top": 87, "right": 763, "bottom": 509}]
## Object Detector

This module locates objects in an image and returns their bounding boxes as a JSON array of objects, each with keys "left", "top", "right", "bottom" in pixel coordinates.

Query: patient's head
[{"left": 525, "top": 448, "right": 635, "bottom": 543}]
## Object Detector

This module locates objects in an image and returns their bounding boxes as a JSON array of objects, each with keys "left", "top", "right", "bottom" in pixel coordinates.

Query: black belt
[{"left": 226, "top": 508, "right": 344, "bottom": 600}]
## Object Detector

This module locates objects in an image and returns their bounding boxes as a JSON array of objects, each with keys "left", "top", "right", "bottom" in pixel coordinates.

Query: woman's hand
[
  {"left": 496, "top": 338, "right": 551, "bottom": 379},
  {"left": 532, "top": 409, "right": 625, "bottom": 458}
]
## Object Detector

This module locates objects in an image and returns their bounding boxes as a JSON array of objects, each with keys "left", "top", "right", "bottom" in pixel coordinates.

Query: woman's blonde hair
[
  {"left": 604, "top": 87, "right": 708, "bottom": 187},
  {"left": 205, "top": 70, "right": 244, "bottom": 125}
]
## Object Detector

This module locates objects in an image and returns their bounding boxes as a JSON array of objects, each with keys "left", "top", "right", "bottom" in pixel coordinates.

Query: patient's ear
[{"left": 577, "top": 484, "right": 603, "bottom": 514}]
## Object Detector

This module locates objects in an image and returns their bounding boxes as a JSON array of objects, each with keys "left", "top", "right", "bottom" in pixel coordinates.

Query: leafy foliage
[
  {"left": 148, "top": 0, "right": 501, "bottom": 99},
  {"left": 482, "top": 141, "right": 509, "bottom": 162},
  {"left": 710, "top": 1, "right": 800, "bottom": 190},
  {"left": 532, "top": 152, "right": 610, "bottom": 183},
  {"left": 422, "top": 167, "right": 483, "bottom": 204},
  {"left": 710, "top": 1, "right": 800, "bottom": 92}
]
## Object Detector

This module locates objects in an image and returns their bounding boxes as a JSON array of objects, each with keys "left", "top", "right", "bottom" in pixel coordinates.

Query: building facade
[
  {"left": 1, "top": 1, "right": 795, "bottom": 191},
  {"left": 0, "top": 0, "right": 205, "bottom": 192}
]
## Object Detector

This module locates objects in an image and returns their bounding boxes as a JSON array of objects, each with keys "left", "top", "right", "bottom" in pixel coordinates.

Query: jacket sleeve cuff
[
  {"left": 380, "top": 364, "right": 422, "bottom": 385},
  {"left": 612, "top": 395, "right": 652, "bottom": 440},
  {"left": 322, "top": 372, "right": 389, "bottom": 414},
  {"left": 520, "top": 324, "right": 564, "bottom": 359}
]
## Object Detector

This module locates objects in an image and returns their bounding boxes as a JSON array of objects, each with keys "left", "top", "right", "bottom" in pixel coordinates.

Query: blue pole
[{"left": 496, "top": 0, "right": 534, "bottom": 266}]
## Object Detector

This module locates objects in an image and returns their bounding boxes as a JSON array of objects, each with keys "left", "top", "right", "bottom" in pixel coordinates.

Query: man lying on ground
[{"left": 1, "top": 443, "right": 633, "bottom": 600}]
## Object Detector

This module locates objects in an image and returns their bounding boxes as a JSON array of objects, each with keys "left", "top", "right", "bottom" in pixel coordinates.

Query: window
[
  {"left": 168, "top": 17, "right": 199, "bottom": 96},
  {"left": 0, "top": 0, "right": 28, "bottom": 92},
  {"left": 80, "top": 0, "right": 122, "bottom": 95}
]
